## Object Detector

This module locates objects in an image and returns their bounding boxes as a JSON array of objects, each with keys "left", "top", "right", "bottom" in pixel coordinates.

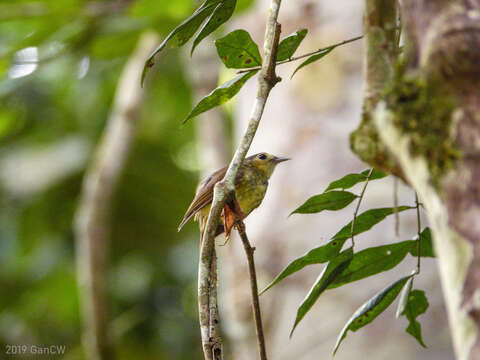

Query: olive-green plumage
[{"left": 178, "top": 152, "right": 289, "bottom": 235}]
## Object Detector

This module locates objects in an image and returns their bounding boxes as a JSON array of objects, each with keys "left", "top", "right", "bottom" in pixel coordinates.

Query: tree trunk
[{"left": 352, "top": 1, "right": 480, "bottom": 358}]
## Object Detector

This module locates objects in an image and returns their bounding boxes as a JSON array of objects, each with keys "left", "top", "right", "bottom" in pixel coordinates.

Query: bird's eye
[{"left": 257, "top": 153, "right": 267, "bottom": 160}]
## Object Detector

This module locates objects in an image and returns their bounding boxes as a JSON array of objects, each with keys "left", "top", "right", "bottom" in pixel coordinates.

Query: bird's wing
[{"left": 177, "top": 166, "right": 227, "bottom": 231}]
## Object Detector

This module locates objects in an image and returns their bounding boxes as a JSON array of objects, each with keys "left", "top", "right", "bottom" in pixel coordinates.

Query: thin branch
[
  {"left": 237, "top": 221, "right": 267, "bottom": 360},
  {"left": 237, "top": 35, "right": 362, "bottom": 74},
  {"left": 208, "top": 249, "right": 222, "bottom": 360},
  {"left": 197, "top": 1, "right": 283, "bottom": 359},
  {"left": 74, "top": 32, "right": 159, "bottom": 360},
  {"left": 415, "top": 192, "right": 421, "bottom": 274},
  {"left": 350, "top": 168, "right": 374, "bottom": 247}
]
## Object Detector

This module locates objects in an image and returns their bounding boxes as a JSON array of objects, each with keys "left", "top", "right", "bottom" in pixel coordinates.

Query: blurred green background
[{"left": 0, "top": 0, "right": 257, "bottom": 358}]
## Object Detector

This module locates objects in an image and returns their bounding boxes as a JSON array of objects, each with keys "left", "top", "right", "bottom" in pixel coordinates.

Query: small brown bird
[{"left": 178, "top": 152, "right": 289, "bottom": 239}]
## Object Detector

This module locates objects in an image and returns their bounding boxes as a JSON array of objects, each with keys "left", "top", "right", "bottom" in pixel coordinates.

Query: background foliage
[{"left": 0, "top": 0, "right": 230, "bottom": 358}]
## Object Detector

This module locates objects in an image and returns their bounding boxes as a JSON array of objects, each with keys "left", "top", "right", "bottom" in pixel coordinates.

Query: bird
[{"left": 178, "top": 152, "right": 290, "bottom": 240}]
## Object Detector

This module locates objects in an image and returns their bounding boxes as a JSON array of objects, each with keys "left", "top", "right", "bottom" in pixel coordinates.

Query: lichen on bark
[
  {"left": 382, "top": 63, "right": 461, "bottom": 187},
  {"left": 350, "top": 113, "right": 402, "bottom": 177},
  {"left": 350, "top": 0, "right": 403, "bottom": 178}
]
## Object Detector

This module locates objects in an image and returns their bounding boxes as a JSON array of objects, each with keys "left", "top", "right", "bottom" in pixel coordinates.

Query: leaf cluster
[
  {"left": 264, "top": 169, "right": 434, "bottom": 354},
  {"left": 141, "top": 2, "right": 361, "bottom": 122}
]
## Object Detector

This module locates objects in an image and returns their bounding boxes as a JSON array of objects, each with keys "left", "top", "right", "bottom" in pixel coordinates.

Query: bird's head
[{"left": 245, "top": 152, "right": 290, "bottom": 178}]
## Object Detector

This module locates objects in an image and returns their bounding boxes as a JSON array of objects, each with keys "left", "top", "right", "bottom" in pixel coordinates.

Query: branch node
[{"left": 264, "top": 22, "right": 282, "bottom": 87}]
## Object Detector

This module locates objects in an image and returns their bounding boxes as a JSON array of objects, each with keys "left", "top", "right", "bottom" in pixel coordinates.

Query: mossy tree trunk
[{"left": 352, "top": 1, "right": 480, "bottom": 359}]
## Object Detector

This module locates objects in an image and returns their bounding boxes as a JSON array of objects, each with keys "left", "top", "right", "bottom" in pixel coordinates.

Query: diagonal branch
[
  {"left": 197, "top": 1, "right": 283, "bottom": 359},
  {"left": 237, "top": 35, "right": 363, "bottom": 74}
]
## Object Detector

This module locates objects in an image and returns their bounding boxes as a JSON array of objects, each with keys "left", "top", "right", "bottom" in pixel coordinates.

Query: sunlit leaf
[
  {"left": 141, "top": 0, "right": 219, "bottom": 85},
  {"left": 396, "top": 277, "right": 413, "bottom": 318},
  {"left": 401, "top": 289, "right": 429, "bottom": 347},
  {"left": 325, "top": 169, "right": 387, "bottom": 192},
  {"left": 331, "top": 206, "right": 414, "bottom": 241},
  {"left": 191, "top": 0, "right": 237, "bottom": 55},
  {"left": 291, "top": 191, "right": 357, "bottom": 215},
  {"left": 291, "top": 248, "right": 354, "bottom": 336},
  {"left": 409, "top": 227, "right": 435, "bottom": 258},
  {"left": 215, "top": 29, "right": 262, "bottom": 68},
  {"left": 276, "top": 29, "right": 307, "bottom": 61},
  {"left": 328, "top": 241, "right": 413, "bottom": 289},
  {"left": 333, "top": 275, "right": 412, "bottom": 355},
  {"left": 261, "top": 238, "right": 346, "bottom": 294},
  {"left": 184, "top": 70, "right": 257, "bottom": 122}
]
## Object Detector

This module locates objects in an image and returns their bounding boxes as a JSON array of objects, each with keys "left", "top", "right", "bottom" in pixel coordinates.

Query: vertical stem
[
  {"left": 350, "top": 168, "right": 374, "bottom": 247},
  {"left": 237, "top": 222, "right": 267, "bottom": 360},
  {"left": 208, "top": 250, "right": 222, "bottom": 359},
  {"left": 415, "top": 192, "right": 421, "bottom": 274},
  {"left": 393, "top": 177, "right": 400, "bottom": 237}
]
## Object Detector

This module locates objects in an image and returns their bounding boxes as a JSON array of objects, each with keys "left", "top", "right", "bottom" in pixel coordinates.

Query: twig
[
  {"left": 74, "top": 32, "right": 159, "bottom": 360},
  {"left": 415, "top": 192, "right": 421, "bottom": 274},
  {"left": 237, "top": 221, "right": 267, "bottom": 360},
  {"left": 237, "top": 35, "right": 362, "bottom": 74},
  {"left": 197, "top": 1, "right": 283, "bottom": 359},
  {"left": 350, "top": 168, "right": 374, "bottom": 247}
]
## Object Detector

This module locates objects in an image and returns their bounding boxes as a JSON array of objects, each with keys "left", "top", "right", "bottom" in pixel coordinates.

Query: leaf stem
[
  {"left": 350, "top": 168, "right": 374, "bottom": 247},
  {"left": 415, "top": 192, "right": 421, "bottom": 274},
  {"left": 393, "top": 177, "right": 399, "bottom": 237},
  {"left": 237, "top": 35, "right": 363, "bottom": 74}
]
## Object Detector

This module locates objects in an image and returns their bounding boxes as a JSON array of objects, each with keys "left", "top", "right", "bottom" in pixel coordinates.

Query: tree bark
[{"left": 353, "top": 1, "right": 480, "bottom": 358}]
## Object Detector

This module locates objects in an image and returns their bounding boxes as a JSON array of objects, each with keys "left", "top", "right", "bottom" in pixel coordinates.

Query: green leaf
[
  {"left": 141, "top": 0, "right": 219, "bottom": 85},
  {"left": 191, "top": 0, "right": 237, "bottom": 55},
  {"left": 261, "top": 238, "right": 346, "bottom": 294},
  {"left": 331, "top": 206, "right": 414, "bottom": 241},
  {"left": 291, "top": 191, "right": 357, "bottom": 215},
  {"left": 396, "top": 277, "right": 413, "bottom": 318},
  {"left": 409, "top": 227, "right": 435, "bottom": 258},
  {"left": 291, "top": 248, "right": 354, "bottom": 337},
  {"left": 276, "top": 29, "right": 308, "bottom": 61},
  {"left": 325, "top": 169, "right": 387, "bottom": 192},
  {"left": 215, "top": 29, "right": 262, "bottom": 68},
  {"left": 328, "top": 241, "right": 413, "bottom": 289},
  {"left": 184, "top": 70, "right": 257, "bottom": 122},
  {"left": 333, "top": 275, "right": 412, "bottom": 355},
  {"left": 291, "top": 47, "right": 333, "bottom": 77},
  {"left": 401, "top": 289, "right": 429, "bottom": 347}
]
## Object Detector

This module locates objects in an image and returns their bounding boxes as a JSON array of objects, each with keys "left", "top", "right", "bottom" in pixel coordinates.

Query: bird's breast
[{"left": 235, "top": 170, "right": 268, "bottom": 217}]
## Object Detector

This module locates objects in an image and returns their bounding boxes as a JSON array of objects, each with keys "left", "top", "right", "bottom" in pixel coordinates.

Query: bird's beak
[{"left": 273, "top": 156, "right": 290, "bottom": 164}]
